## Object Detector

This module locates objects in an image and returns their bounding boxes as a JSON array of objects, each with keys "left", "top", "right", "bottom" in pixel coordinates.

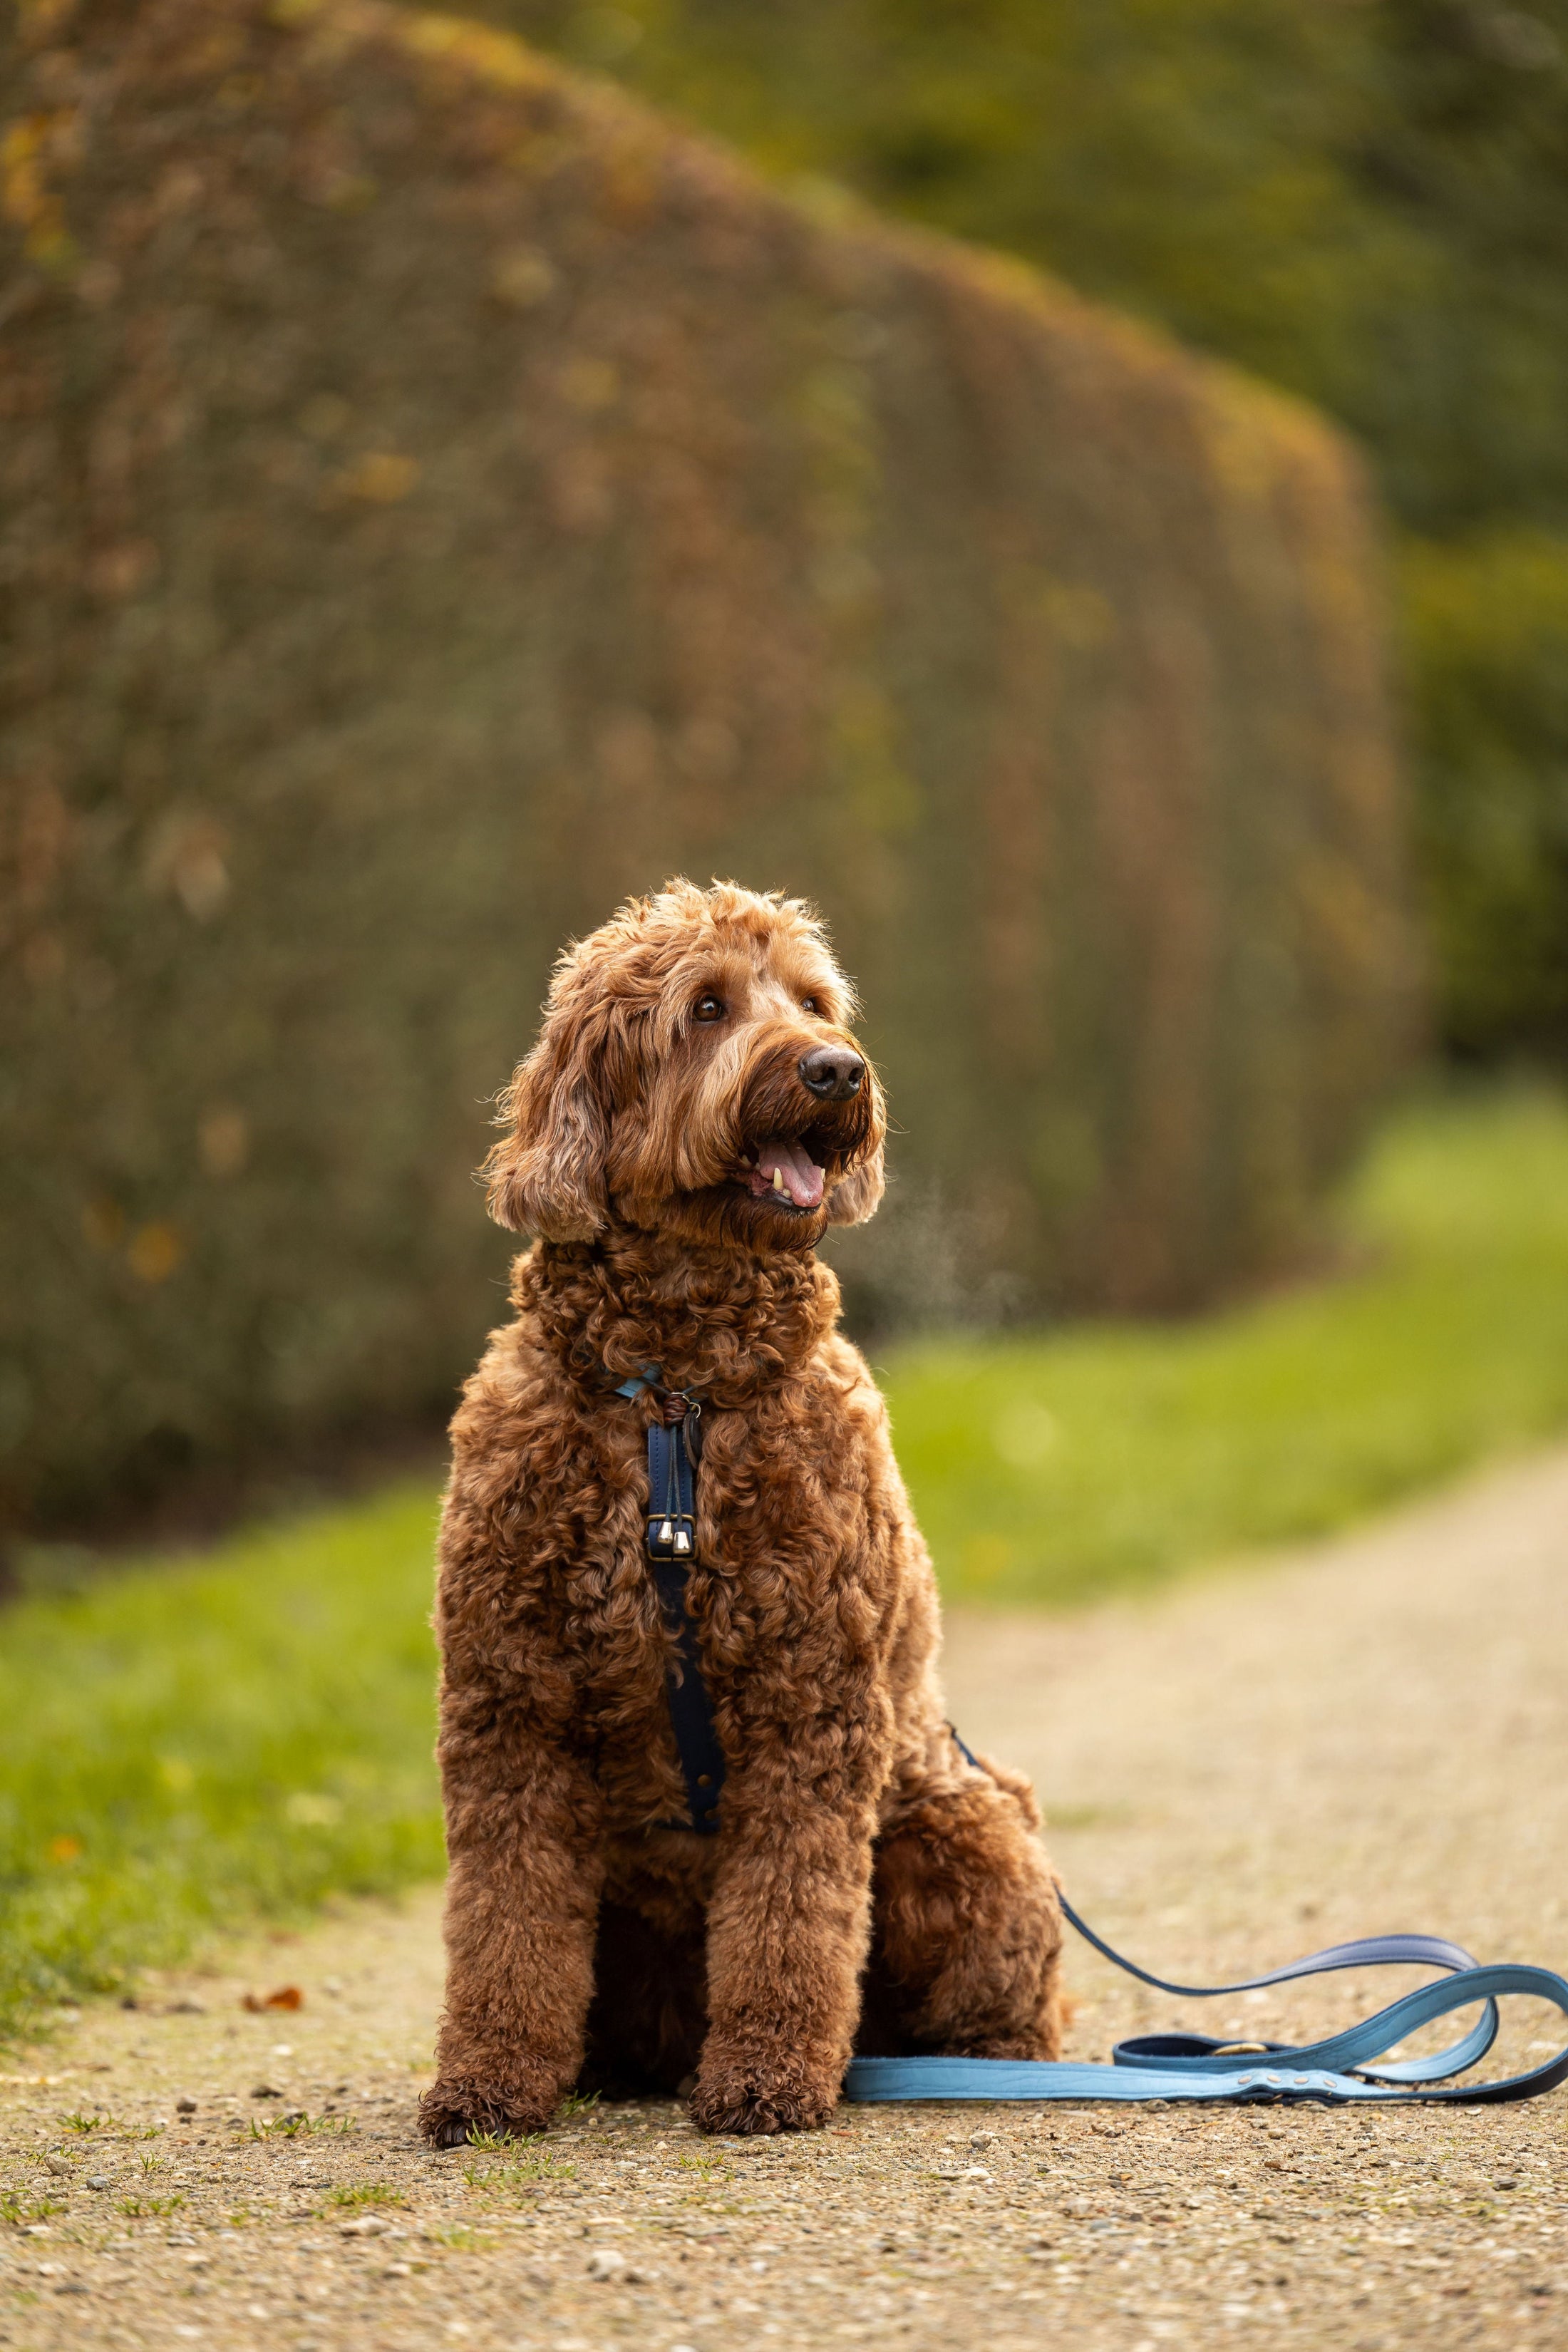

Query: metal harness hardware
[{"left": 645, "top": 1400, "right": 698, "bottom": 1564}]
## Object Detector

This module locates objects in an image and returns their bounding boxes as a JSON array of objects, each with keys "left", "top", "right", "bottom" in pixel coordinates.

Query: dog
[{"left": 419, "top": 879, "right": 1063, "bottom": 2143}]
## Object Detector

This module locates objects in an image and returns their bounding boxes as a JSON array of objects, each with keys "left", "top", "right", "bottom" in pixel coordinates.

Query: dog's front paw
[
  {"left": 688, "top": 2051, "right": 839, "bottom": 2137},
  {"left": 418, "top": 2075, "right": 556, "bottom": 2147}
]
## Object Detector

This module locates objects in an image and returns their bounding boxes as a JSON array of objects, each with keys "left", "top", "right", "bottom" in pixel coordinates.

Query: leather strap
[
  {"left": 842, "top": 1748, "right": 1567, "bottom": 2104},
  {"left": 844, "top": 1955, "right": 1568, "bottom": 2105},
  {"left": 644, "top": 1413, "right": 725, "bottom": 1835}
]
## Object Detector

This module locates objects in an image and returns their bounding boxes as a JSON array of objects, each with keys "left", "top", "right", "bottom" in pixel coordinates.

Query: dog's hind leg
[
  {"left": 866, "top": 1763, "right": 1063, "bottom": 2060},
  {"left": 579, "top": 1899, "right": 708, "bottom": 2098}
]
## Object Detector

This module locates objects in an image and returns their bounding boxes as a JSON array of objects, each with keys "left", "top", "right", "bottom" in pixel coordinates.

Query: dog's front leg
[
  {"left": 690, "top": 1809, "right": 875, "bottom": 2135},
  {"left": 419, "top": 1673, "right": 604, "bottom": 2147}
]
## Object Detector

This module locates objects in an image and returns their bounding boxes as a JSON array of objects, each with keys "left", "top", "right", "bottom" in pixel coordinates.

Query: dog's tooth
[{"left": 773, "top": 1165, "right": 786, "bottom": 1195}]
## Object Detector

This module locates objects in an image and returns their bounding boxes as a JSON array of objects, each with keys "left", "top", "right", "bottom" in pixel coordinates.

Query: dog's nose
[{"left": 799, "top": 1045, "right": 865, "bottom": 1102}]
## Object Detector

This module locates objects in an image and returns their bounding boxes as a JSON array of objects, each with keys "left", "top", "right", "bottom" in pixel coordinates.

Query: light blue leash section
[
  {"left": 613, "top": 1402, "right": 1568, "bottom": 2115},
  {"left": 844, "top": 1899, "right": 1568, "bottom": 2107}
]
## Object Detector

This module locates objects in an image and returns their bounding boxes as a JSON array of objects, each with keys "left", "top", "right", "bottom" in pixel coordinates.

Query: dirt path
[{"left": 4, "top": 1449, "right": 1567, "bottom": 2352}]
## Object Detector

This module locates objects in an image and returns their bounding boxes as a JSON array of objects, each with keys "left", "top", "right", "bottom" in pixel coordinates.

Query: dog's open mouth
[{"left": 734, "top": 1136, "right": 827, "bottom": 1212}]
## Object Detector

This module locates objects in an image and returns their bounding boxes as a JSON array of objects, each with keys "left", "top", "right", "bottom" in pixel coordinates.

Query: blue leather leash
[
  {"left": 843, "top": 1946, "right": 1568, "bottom": 2108},
  {"left": 615, "top": 1366, "right": 1568, "bottom": 2104},
  {"left": 843, "top": 1736, "right": 1568, "bottom": 2105}
]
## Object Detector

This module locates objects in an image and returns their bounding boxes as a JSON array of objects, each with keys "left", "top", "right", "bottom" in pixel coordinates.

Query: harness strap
[{"left": 630, "top": 1381, "right": 726, "bottom": 1836}]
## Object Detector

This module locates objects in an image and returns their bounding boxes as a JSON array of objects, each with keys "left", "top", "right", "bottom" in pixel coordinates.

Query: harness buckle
[{"left": 646, "top": 1512, "right": 697, "bottom": 1562}]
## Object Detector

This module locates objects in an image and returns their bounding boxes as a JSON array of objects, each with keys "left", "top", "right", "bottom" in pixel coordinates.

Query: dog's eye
[
  {"left": 693, "top": 994, "right": 725, "bottom": 1023},
  {"left": 802, "top": 996, "right": 820, "bottom": 1015}
]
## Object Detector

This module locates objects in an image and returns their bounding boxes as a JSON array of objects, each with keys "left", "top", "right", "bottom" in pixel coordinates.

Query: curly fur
[{"left": 420, "top": 880, "right": 1063, "bottom": 2143}]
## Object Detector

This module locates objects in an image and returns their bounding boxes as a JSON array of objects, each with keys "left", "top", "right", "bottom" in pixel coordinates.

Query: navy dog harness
[
  {"left": 617, "top": 1366, "right": 726, "bottom": 1835},
  {"left": 614, "top": 1366, "right": 1568, "bottom": 2105}
]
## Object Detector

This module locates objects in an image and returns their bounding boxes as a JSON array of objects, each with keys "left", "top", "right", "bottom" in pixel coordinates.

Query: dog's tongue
[{"left": 748, "top": 1138, "right": 825, "bottom": 1209}]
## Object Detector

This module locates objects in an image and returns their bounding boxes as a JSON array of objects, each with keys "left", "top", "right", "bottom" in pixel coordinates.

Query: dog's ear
[
  {"left": 483, "top": 999, "right": 614, "bottom": 1242},
  {"left": 825, "top": 1140, "right": 885, "bottom": 1228}
]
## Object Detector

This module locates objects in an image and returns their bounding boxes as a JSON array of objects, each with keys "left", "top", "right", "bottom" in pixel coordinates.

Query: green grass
[
  {"left": 885, "top": 1084, "right": 1568, "bottom": 1606},
  {"left": 2, "top": 1083, "right": 1567, "bottom": 2035},
  {"left": 0, "top": 1485, "right": 444, "bottom": 2034}
]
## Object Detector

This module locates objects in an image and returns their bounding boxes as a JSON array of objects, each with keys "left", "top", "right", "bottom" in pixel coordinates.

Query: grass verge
[
  {"left": 4, "top": 1082, "right": 1567, "bottom": 2031},
  {"left": 0, "top": 1488, "right": 443, "bottom": 2034},
  {"left": 889, "top": 1083, "right": 1568, "bottom": 1604}
]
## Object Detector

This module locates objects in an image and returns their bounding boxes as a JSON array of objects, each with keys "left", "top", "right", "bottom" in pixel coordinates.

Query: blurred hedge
[
  {"left": 0, "top": 0, "right": 1414, "bottom": 1526},
  {"left": 1401, "top": 530, "right": 1568, "bottom": 1063},
  {"left": 488, "top": 0, "right": 1568, "bottom": 1071}
]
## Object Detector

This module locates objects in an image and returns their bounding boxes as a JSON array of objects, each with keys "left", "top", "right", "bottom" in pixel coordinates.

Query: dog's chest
[{"left": 542, "top": 1393, "right": 884, "bottom": 1708}]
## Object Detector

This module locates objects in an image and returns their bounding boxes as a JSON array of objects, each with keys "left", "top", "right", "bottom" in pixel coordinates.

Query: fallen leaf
[{"left": 242, "top": 1986, "right": 304, "bottom": 2012}]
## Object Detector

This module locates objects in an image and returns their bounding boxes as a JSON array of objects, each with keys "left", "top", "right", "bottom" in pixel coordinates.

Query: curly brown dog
[{"left": 419, "top": 880, "right": 1063, "bottom": 2143}]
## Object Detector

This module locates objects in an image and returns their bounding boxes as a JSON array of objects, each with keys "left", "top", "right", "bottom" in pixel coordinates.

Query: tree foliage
[
  {"left": 1403, "top": 531, "right": 1568, "bottom": 1059},
  {"left": 492, "top": 0, "right": 1568, "bottom": 1056}
]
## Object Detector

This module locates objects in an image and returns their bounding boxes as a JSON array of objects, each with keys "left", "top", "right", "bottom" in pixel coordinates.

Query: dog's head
[{"left": 485, "top": 880, "right": 887, "bottom": 1252}]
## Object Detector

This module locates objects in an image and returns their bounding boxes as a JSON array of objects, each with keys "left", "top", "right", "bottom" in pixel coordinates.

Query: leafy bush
[
  {"left": 0, "top": 0, "right": 1409, "bottom": 1522},
  {"left": 1401, "top": 530, "right": 1568, "bottom": 1063}
]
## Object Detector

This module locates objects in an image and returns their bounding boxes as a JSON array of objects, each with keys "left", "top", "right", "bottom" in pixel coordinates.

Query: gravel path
[{"left": 4, "top": 1448, "right": 1567, "bottom": 2352}]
